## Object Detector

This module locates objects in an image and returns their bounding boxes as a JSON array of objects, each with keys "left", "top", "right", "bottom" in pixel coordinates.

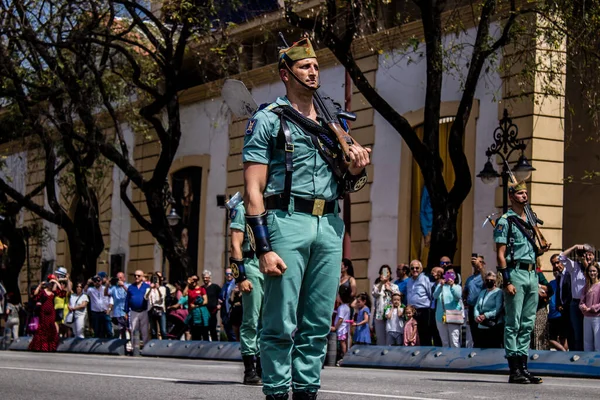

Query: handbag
[
  {"left": 27, "top": 316, "right": 40, "bottom": 334},
  {"left": 441, "top": 290, "right": 465, "bottom": 325},
  {"left": 65, "top": 294, "right": 83, "bottom": 325},
  {"left": 149, "top": 306, "right": 164, "bottom": 318},
  {"left": 65, "top": 311, "right": 74, "bottom": 325}
]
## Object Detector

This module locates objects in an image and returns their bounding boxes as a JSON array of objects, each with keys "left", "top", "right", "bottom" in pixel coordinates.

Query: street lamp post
[
  {"left": 477, "top": 109, "right": 536, "bottom": 213},
  {"left": 161, "top": 179, "right": 181, "bottom": 278}
]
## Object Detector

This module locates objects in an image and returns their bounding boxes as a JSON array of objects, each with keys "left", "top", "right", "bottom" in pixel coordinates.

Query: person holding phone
[{"left": 372, "top": 265, "right": 400, "bottom": 345}]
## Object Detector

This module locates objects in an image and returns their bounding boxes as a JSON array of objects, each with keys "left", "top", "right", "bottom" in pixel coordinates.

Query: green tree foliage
[{"left": 0, "top": 0, "right": 238, "bottom": 286}]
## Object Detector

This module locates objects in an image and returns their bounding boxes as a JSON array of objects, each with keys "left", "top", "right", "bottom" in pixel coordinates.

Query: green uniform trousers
[
  {"left": 240, "top": 257, "right": 264, "bottom": 356},
  {"left": 504, "top": 268, "right": 539, "bottom": 357},
  {"left": 261, "top": 209, "right": 344, "bottom": 396}
]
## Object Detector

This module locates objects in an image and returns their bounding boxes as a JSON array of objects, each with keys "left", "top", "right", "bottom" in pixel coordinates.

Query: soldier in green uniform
[
  {"left": 494, "top": 181, "right": 546, "bottom": 384},
  {"left": 242, "top": 38, "right": 370, "bottom": 400},
  {"left": 229, "top": 198, "right": 264, "bottom": 386}
]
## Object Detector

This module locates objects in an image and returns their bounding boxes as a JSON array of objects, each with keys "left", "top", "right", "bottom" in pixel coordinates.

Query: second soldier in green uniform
[
  {"left": 494, "top": 181, "right": 547, "bottom": 384},
  {"left": 229, "top": 197, "right": 264, "bottom": 385}
]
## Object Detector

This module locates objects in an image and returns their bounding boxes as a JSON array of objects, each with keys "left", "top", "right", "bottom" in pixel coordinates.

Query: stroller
[{"left": 166, "top": 308, "right": 188, "bottom": 340}]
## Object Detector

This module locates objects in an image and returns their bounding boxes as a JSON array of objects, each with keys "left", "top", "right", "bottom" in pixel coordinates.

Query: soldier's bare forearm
[
  {"left": 243, "top": 162, "right": 268, "bottom": 215},
  {"left": 230, "top": 230, "right": 244, "bottom": 260}
]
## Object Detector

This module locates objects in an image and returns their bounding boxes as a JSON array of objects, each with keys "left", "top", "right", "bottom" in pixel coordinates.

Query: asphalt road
[{"left": 0, "top": 351, "right": 599, "bottom": 399}]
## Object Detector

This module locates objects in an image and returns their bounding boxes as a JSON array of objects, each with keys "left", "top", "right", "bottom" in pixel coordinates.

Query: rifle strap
[
  {"left": 507, "top": 215, "right": 540, "bottom": 258},
  {"left": 280, "top": 117, "right": 294, "bottom": 209},
  {"left": 271, "top": 105, "right": 345, "bottom": 183}
]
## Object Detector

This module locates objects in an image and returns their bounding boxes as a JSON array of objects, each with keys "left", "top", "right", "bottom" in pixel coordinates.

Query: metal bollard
[
  {"left": 132, "top": 330, "right": 140, "bottom": 357},
  {"left": 325, "top": 332, "right": 337, "bottom": 366}
]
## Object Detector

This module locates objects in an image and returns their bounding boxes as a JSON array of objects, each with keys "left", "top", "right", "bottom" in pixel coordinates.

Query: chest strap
[{"left": 280, "top": 117, "right": 294, "bottom": 209}]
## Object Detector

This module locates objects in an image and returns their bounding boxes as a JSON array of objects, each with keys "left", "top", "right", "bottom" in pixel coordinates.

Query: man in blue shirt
[
  {"left": 105, "top": 271, "right": 129, "bottom": 339},
  {"left": 394, "top": 264, "right": 410, "bottom": 306},
  {"left": 464, "top": 255, "right": 485, "bottom": 347},
  {"left": 125, "top": 270, "right": 150, "bottom": 345},
  {"left": 219, "top": 268, "right": 236, "bottom": 341},
  {"left": 406, "top": 260, "right": 434, "bottom": 345}
]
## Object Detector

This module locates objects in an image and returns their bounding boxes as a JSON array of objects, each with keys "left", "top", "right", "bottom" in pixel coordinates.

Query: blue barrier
[
  {"left": 141, "top": 339, "right": 242, "bottom": 361},
  {"left": 341, "top": 345, "right": 600, "bottom": 378},
  {"left": 8, "top": 337, "right": 127, "bottom": 355}
]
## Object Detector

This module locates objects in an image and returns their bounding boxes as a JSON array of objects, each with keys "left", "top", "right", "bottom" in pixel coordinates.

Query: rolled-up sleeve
[{"left": 242, "top": 111, "right": 277, "bottom": 165}]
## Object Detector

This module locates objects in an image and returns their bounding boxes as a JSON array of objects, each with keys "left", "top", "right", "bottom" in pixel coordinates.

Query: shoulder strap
[
  {"left": 507, "top": 215, "right": 540, "bottom": 256},
  {"left": 280, "top": 117, "right": 294, "bottom": 209}
]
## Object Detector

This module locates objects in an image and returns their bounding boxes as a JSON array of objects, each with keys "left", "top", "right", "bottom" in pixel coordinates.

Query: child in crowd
[
  {"left": 333, "top": 292, "right": 352, "bottom": 360},
  {"left": 352, "top": 292, "right": 371, "bottom": 345},
  {"left": 385, "top": 292, "right": 404, "bottom": 346},
  {"left": 403, "top": 305, "right": 420, "bottom": 346}
]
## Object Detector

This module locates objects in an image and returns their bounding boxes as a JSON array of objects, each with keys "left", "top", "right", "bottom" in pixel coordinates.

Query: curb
[
  {"left": 141, "top": 339, "right": 242, "bottom": 361},
  {"left": 341, "top": 345, "right": 600, "bottom": 378},
  {"left": 8, "top": 337, "right": 127, "bottom": 355}
]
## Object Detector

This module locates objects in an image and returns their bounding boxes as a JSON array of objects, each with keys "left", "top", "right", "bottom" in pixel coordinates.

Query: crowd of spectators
[
  {"left": 0, "top": 266, "right": 253, "bottom": 352},
  {"left": 331, "top": 243, "right": 600, "bottom": 363},
  {"left": 2, "top": 242, "right": 600, "bottom": 359}
]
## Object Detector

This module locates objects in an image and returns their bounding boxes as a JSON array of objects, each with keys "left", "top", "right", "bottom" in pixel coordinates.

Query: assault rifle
[
  {"left": 504, "top": 160, "right": 550, "bottom": 254},
  {"left": 278, "top": 33, "right": 357, "bottom": 165}
]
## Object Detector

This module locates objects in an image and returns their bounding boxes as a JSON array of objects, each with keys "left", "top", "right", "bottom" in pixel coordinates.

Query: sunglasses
[
  {"left": 134, "top": 274, "right": 142, "bottom": 277},
  {"left": 410, "top": 267, "right": 420, "bottom": 271},
  {"left": 225, "top": 273, "right": 233, "bottom": 276},
  {"left": 440, "top": 261, "right": 451, "bottom": 266}
]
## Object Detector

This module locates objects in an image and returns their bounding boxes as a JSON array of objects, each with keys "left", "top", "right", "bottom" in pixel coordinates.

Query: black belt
[
  {"left": 511, "top": 263, "right": 535, "bottom": 272},
  {"left": 243, "top": 250, "right": 255, "bottom": 259},
  {"left": 266, "top": 196, "right": 336, "bottom": 216}
]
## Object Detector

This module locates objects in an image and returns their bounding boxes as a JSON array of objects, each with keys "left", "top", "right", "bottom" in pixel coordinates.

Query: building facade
[{"left": 1, "top": 4, "right": 575, "bottom": 293}]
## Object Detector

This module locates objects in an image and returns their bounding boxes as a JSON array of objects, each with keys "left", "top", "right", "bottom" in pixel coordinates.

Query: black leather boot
[
  {"left": 242, "top": 355, "right": 261, "bottom": 385},
  {"left": 255, "top": 356, "right": 263, "bottom": 383},
  {"left": 266, "top": 394, "right": 289, "bottom": 400},
  {"left": 292, "top": 392, "right": 318, "bottom": 400},
  {"left": 520, "top": 355, "right": 543, "bottom": 384},
  {"left": 508, "top": 356, "right": 530, "bottom": 384}
]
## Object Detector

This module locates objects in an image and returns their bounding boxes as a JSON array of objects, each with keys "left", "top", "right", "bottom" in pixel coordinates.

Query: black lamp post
[
  {"left": 162, "top": 179, "right": 180, "bottom": 277},
  {"left": 477, "top": 109, "right": 536, "bottom": 213}
]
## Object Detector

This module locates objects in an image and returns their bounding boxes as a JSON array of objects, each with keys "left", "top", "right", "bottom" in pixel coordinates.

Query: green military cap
[
  {"left": 508, "top": 180, "right": 527, "bottom": 193},
  {"left": 278, "top": 38, "right": 317, "bottom": 67}
]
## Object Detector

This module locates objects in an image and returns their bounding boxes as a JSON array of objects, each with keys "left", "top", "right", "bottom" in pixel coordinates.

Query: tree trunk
[
  {"left": 427, "top": 201, "right": 459, "bottom": 270},
  {"left": 0, "top": 220, "right": 26, "bottom": 304}
]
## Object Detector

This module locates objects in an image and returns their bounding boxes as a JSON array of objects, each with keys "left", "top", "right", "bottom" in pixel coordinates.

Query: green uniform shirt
[
  {"left": 229, "top": 202, "right": 251, "bottom": 254},
  {"left": 243, "top": 96, "right": 340, "bottom": 201},
  {"left": 493, "top": 209, "right": 536, "bottom": 265}
]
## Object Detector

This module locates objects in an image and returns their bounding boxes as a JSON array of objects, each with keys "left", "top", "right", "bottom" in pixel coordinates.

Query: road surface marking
[
  {"left": 0, "top": 366, "right": 445, "bottom": 399},
  {"left": 320, "top": 389, "right": 445, "bottom": 399}
]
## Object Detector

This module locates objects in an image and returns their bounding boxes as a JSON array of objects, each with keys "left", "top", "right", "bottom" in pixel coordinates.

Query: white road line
[
  {"left": 0, "top": 366, "right": 445, "bottom": 400},
  {"left": 319, "top": 389, "right": 446, "bottom": 400},
  {"left": 0, "top": 366, "right": 182, "bottom": 382}
]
